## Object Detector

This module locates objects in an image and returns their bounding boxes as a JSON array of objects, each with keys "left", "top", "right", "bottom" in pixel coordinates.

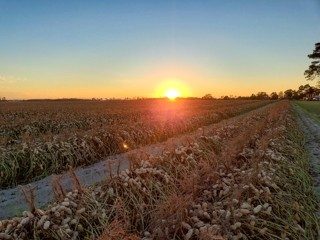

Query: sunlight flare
[
  {"left": 155, "top": 78, "right": 191, "bottom": 99},
  {"left": 165, "top": 88, "right": 180, "bottom": 100}
]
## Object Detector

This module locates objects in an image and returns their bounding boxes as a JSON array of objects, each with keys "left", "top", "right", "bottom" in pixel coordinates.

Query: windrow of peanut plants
[
  {"left": 0, "top": 101, "right": 318, "bottom": 240},
  {"left": 0, "top": 99, "right": 270, "bottom": 188}
]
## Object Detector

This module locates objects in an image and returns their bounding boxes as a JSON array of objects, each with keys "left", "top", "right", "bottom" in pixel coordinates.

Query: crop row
[
  {"left": 0, "top": 100, "right": 270, "bottom": 188},
  {"left": 0, "top": 100, "right": 265, "bottom": 143}
]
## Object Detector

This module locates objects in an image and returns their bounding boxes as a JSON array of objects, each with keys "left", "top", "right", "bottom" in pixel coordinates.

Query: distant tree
[
  {"left": 305, "top": 42, "right": 320, "bottom": 85},
  {"left": 278, "top": 91, "right": 284, "bottom": 99},
  {"left": 298, "top": 84, "right": 311, "bottom": 91},
  {"left": 202, "top": 94, "right": 213, "bottom": 99},
  {"left": 256, "top": 92, "right": 269, "bottom": 100},
  {"left": 270, "top": 92, "right": 278, "bottom": 100},
  {"left": 299, "top": 84, "right": 309, "bottom": 92},
  {"left": 249, "top": 94, "right": 257, "bottom": 100},
  {"left": 222, "top": 96, "right": 230, "bottom": 100},
  {"left": 296, "top": 84, "right": 311, "bottom": 99},
  {"left": 1, "top": 97, "right": 6, "bottom": 101},
  {"left": 292, "top": 90, "right": 299, "bottom": 100},
  {"left": 284, "top": 89, "right": 294, "bottom": 99}
]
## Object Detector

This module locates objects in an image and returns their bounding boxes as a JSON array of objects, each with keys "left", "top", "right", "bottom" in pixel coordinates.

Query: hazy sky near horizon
[{"left": 0, "top": 0, "right": 320, "bottom": 99}]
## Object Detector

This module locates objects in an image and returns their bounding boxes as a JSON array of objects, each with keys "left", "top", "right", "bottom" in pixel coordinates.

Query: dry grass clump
[
  {"left": 0, "top": 101, "right": 318, "bottom": 239},
  {"left": 99, "top": 219, "right": 140, "bottom": 240},
  {"left": 149, "top": 194, "right": 192, "bottom": 239}
]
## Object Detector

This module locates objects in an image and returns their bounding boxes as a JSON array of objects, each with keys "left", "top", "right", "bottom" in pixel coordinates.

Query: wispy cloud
[{"left": 0, "top": 75, "right": 25, "bottom": 84}]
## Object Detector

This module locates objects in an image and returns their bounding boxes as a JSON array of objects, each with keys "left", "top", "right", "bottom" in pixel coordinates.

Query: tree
[
  {"left": 249, "top": 94, "right": 256, "bottom": 100},
  {"left": 305, "top": 42, "right": 320, "bottom": 85},
  {"left": 222, "top": 96, "right": 230, "bottom": 100},
  {"left": 292, "top": 90, "right": 299, "bottom": 100},
  {"left": 256, "top": 92, "right": 269, "bottom": 100},
  {"left": 278, "top": 91, "right": 284, "bottom": 99},
  {"left": 202, "top": 94, "right": 213, "bottom": 99},
  {"left": 297, "top": 84, "right": 309, "bottom": 99},
  {"left": 284, "top": 89, "right": 294, "bottom": 99},
  {"left": 270, "top": 92, "right": 278, "bottom": 100}
]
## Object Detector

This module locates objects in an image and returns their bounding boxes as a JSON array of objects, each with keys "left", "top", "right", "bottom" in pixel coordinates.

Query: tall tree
[{"left": 304, "top": 42, "right": 320, "bottom": 84}]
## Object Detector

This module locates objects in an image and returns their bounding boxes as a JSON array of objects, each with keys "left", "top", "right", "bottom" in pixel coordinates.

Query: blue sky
[{"left": 0, "top": 0, "right": 319, "bottom": 99}]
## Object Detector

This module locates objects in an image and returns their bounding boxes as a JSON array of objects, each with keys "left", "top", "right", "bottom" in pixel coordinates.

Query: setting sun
[
  {"left": 154, "top": 78, "right": 190, "bottom": 99},
  {"left": 165, "top": 88, "right": 180, "bottom": 100}
]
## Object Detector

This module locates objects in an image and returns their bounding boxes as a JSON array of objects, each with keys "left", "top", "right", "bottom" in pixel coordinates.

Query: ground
[
  {"left": 0, "top": 102, "right": 274, "bottom": 219},
  {"left": 0, "top": 100, "right": 320, "bottom": 239}
]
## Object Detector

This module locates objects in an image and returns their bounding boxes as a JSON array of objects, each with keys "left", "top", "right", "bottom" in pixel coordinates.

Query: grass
[
  {"left": 273, "top": 116, "right": 319, "bottom": 239},
  {"left": 295, "top": 101, "right": 320, "bottom": 123}
]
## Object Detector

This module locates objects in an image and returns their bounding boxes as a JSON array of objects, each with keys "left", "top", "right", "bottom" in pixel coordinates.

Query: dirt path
[
  {"left": 295, "top": 105, "right": 320, "bottom": 201},
  {"left": 0, "top": 103, "right": 275, "bottom": 220}
]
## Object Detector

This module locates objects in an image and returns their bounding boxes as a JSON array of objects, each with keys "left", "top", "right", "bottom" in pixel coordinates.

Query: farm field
[
  {"left": 0, "top": 100, "right": 319, "bottom": 239},
  {"left": 1, "top": 1, "right": 319, "bottom": 239},
  {"left": 0, "top": 99, "right": 270, "bottom": 188},
  {"left": 295, "top": 101, "right": 320, "bottom": 123}
]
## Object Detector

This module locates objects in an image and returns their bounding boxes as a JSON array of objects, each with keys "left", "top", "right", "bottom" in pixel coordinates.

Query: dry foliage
[{"left": 0, "top": 101, "right": 319, "bottom": 240}]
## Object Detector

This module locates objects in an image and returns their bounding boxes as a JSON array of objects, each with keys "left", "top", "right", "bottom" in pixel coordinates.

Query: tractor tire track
[{"left": 295, "top": 106, "right": 320, "bottom": 204}]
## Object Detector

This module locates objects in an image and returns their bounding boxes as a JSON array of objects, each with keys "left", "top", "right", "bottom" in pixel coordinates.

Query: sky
[{"left": 0, "top": 0, "right": 320, "bottom": 99}]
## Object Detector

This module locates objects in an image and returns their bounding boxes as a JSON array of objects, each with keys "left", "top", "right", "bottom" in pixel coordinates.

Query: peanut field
[
  {"left": 0, "top": 100, "right": 319, "bottom": 240},
  {"left": 0, "top": 99, "right": 269, "bottom": 188}
]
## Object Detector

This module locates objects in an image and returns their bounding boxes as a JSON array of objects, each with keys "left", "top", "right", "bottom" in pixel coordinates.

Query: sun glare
[
  {"left": 165, "top": 88, "right": 180, "bottom": 100},
  {"left": 154, "top": 78, "right": 191, "bottom": 99}
]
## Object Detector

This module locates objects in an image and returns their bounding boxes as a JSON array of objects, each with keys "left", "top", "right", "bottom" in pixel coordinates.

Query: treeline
[
  {"left": 282, "top": 84, "right": 320, "bottom": 100},
  {"left": 202, "top": 84, "right": 320, "bottom": 100}
]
